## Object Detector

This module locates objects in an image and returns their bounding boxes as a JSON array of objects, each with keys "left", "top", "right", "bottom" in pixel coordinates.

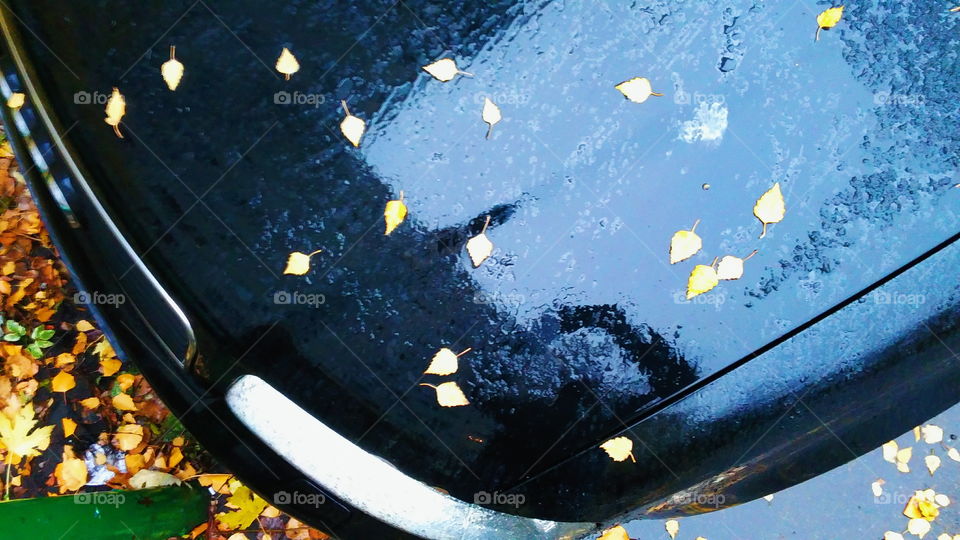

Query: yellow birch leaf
[
  {"left": 816, "top": 6, "right": 845, "bottom": 41},
  {"left": 125, "top": 453, "right": 145, "bottom": 475},
  {"left": 896, "top": 447, "right": 913, "bottom": 466},
  {"left": 117, "top": 373, "right": 136, "bottom": 392},
  {"left": 717, "top": 250, "right": 757, "bottom": 281},
  {"left": 112, "top": 393, "right": 138, "bottom": 411},
  {"left": 597, "top": 525, "right": 630, "bottom": 540},
  {"left": 129, "top": 469, "right": 181, "bottom": 489},
  {"left": 275, "top": 48, "right": 300, "bottom": 80},
  {"left": 261, "top": 504, "right": 281, "bottom": 518},
  {"left": 283, "top": 250, "right": 322, "bottom": 276},
  {"left": 420, "top": 381, "right": 469, "bottom": 407},
  {"left": 907, "top": 518, "right": 931, "bottom": 538},
  {"left": 100, "top": 357, "right": 122, "bottom": 377},
  {"left": 615, "top": 77, "right": 663, "bottom": 104},
  {"left": 882, "top": 440, "right": 899, "bottom": 463},
  {"left": 599, "top": 436, "right": 635, "bottom": 463},
  {"left": 669, "top": 220, "right": 702, "bottom": 264},
  {"left": 75, "top": 320, "right": 95, "bottom": 332},
  {"left": 104, "top": 87, "right": 126, "bottom": 138},
  {"left": 424, "top": 347, "right": 470, "bottom": 376},
  {"left": 114, "top": 424, "right": 143, "bottom": 451},
  {"left": 197, "top": 473, "right": 234, "bottom": 494},
  {"left": 914, "top": 426, "right": 922, "bottom": 442},
  {"left": 665, "top": 519, "right": 679, "bottom": 540},
  {"left": 482, "top": 98, "right": 501, "bottom": 139},
  {"left": 7, "top": 93, "right": 25, "bottom": 109},
  {"left": 161, "top": 46, "right": 185, "bottom": 91},
  {"left": 384, "top": 193, "right": 408, "bottom": 235},
  {"left": 51, "top": 370, "right": 76, "bottom": 393},
  {"left": 421, "top": 58, "right": 471, "bottom": 82},
  {"left": 339, "top": 100, "right": 365, "bottom": 147},
  {"left": 79, "top": 396, "right": 100, "bottom": 409},
  {"left": 686, "top": 264, "right": 719, "bottom": 299},
  {"left": 467, "top": 216, "right": 494, "bottom": 267},
  {"left": 871, "top": 479, "right": 884, "bottom": 497},
  {"left": 62, "top": 417, "right": 77, "bottom": 438},
  {"left": 55, "top": 446, "right": 88, "bottom": 492},
  {"left": 948, "top": 447, "right": 960, "bottom": 462},
  {"left": 884, "top": 533, "right": 905, "bottom": 540},
  {"left": 753, "top": 183, "right": 785, "bottom": 238},
  {"left": 0, "top": 403, "right": 54, "bottom": 465},
  {"left": 169, "top": 446, "right": 184, "bottom": 468},
  {"left": 921, "top": 424, "right": 944, "bottom": 444},
  {"left": 926, "top": 454, "right": 941, "bottom": 475}
]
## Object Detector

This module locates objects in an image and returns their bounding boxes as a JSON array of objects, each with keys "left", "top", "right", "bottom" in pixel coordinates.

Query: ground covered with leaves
[{"left": 0, "top": 133, "right": 328, "bottom": 539}]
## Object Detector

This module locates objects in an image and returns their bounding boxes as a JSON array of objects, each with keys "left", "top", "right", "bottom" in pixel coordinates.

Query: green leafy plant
[{"left": 2, "top": 320, "right": 54, "bottom": 358}]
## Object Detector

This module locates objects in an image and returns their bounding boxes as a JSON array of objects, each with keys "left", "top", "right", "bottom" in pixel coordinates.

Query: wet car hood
[{"left": 10, "top": 0, "right": 959, "bottom": 501}]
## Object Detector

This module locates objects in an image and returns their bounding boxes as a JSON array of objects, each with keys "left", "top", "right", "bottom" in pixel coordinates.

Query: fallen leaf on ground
[
  {"left": 615, "top": 77, "right": 663, "bottom": 104},
  {"left": 669, "top": 220, "right": 702, "bottom": 264},
  {"left": 161, "top": 46, "right": 185, "bottom": 91},
  {"left": 0, "top": 401, "right": 53, "bottom": 465},
  {"left": 276, "top": 48, "right": 300, "bottom": 80},
  {"left": 754, "top": 183, "right": 785, "bottom": 239},
  {"left": 421, "top": 58, "right": 471, "bottom": 82},
  {"left": 339, "top": 100, "right": 365, "bottom": 147},
  {"left": 419, "top": 381, "right": 469, "bottom": 407},
  {"left": 51, "top": 370, "right": 76, "bottom": 392},
  {"left": 599, "top": 436, "right": 635, "bottom": 463},
  {"left": 384, "top": 192, "right": 408, "bottom": 235}
]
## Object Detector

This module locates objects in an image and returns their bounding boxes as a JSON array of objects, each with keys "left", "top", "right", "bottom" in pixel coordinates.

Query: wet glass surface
[{"left": 10, "top": 0, "right": 959, "bottom": 501}]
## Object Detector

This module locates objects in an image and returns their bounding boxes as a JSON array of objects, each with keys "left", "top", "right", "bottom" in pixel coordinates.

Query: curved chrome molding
[
  {"left": 0, "top": 9, "right": 196, "bottom": 363},
  {"left": 226, "top": 375, "right": 597, "bottom": 540}
]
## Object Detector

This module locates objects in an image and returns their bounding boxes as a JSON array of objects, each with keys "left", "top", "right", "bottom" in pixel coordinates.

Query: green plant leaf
[
  {"left": 25, "top": 343, "right": 41, "bottom": 359},
  {"left": 3, "top": 333, "right": 20, "bottom": 342},
  {"left": 36, "top": 329, "right": 55, "bottom": 341}
]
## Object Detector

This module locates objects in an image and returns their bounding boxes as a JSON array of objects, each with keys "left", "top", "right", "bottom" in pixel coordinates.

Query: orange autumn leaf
[
  {"left": 55, "top": 445, "right": 88, "bottom": 493},
  {"left": 78, "top": 396, "right": 100, "bottom": 409},
  {"left": 114, "top": 424, "right": 144, "bottom": 451},
  {"left": 72, "top": 331, "right": 87, "bottom": 355},
  {"left": 51, "top": 370, "right": 76, "bottom": 392},
  {"left": 61, "top": 417, "right": 77, "bottom": 438},
  {"left": 116, "top": 373, "right": 136, "bottom": 392},
  {"left": 75, "top": 320, "right": 95, "bottom": 332},
  {"left": 100, "top": 358, "right": 122, "bottom": 377},
  {"left": 112, "top": 393, "right": 137, "bottom": 411}
]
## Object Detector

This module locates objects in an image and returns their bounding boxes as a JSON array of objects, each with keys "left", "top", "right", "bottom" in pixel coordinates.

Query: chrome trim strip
[
  {"left": 0, "top": 9, "right": 196, "bottom": 363},
  {"left": 226, "top": 375, "right": 596, "bottom": 540}
]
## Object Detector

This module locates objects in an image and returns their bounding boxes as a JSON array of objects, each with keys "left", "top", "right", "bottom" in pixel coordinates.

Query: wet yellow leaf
[
  {"left": 907, "top": 517, "right": 931, "bottom": 538},
  {"left": 816, "top": 6, "right": 845, "bottom": 41},
  {"left": 104, "top": 87, "right": 126, "bottom": 138},
  {"left": 420, "top": 381, "right": 469, "bottom": 407},
  {"left": 615, "top": 77, "right": 663, "bottom": 104},
  {"left": 948, "top": 447, "right": 960, "bottom": 462},
  {"left": 934, "top": 493, "right": 951, "bottom": 507},
  {"left": 896, "top": 447, "right": 913, "bottom": 465},
  {"left": 283, "top": 250, "right": 322, "bottom": 276},
  {"left": 926, "top": 454, "right": 941, "bottom": 475},
  {"left": 51, "top": 370, "right": 76, "bottom": 393},
  {"left": 0, "top": 403, "right": 53, "bottom": 465},
  {"left": 79, "top": 396, "right": 100, "bottom": 409},
  {"left": 55, "top": 445, "right": 87, "bottom": 492},
  {"left": 425, "top": 347, "right": 470, "bottom": 376},
  {"left": 261, "top": 504, "right": 281, "bottom": 518},
  {"left": 114, "top": 423, "right": 143, "bottom": 451},
  {"left": 754, "top": 183, "right": 785, "bottom": 238},
  {"left": 161, "top": 46, "right": 185, "bottom": 91},
  {"left": 669, "top": 220, "right": 702, "bottom": 264},
  {"left": 599, "top": 436, "right": 635, "bottom": 463},
  {"left": 61, "top": 417, "right": 77, "bottom": 438},
  {"left": 76, "top": 320, "right": 95, "bottom": 332},
  {"left": 339, "top": 100, "right": 365, "bottom": 147},
  {"left": 275, "top": 48, "right": 300, "bottom": 80},
  {"left": 884, "top": 533, "right": 905, "bottom": 540},
  {"left": 882, "top": 440, "right": 899, "bottom": 463},
  {"left": 100, "top": 357, "right": 122, "bottom": 377},
  {"left": 117, "top": 373, "right": 136, "bottom": 392},
  {"left": 921, "top": 425, "right": 944, "bottom": 444},
  {"left": 597, "top": 525, "right": 629, "bottom": 540},
  {"left": 665, "top": 519, "right": 679, "bottom": 540},
  {"left": 217, "top": 484, "right": 269, "bottom": 530},
  {"left": 197, "top": 473, "right": 234, "bottom": 494},
  {"left": 686, "top": 264, "right": 719, "bottom": 299},
  {"left": 914, "top": 426, "right": 922, "bottom": 442},
  {"left": 716, "top": 250, "right": 757, "bottom": 281},
  {"left": 763, "top": 494, "right": 774, "bottom": 502},
  {"left": 421, "top": 58, "right": 471, "bottom": 82},
  {"left": 112, "top": 392, "right": 138, "bottom": 411},
  {"left": 169, "top": 446, "right": 184, "bottom": 468},
  {"left": 130, "top": 469, "right": 181, "bottom": 489},
  {"left": 482, "top": 98, "right": 501, "bottom": 139},
  {"left": 7, "top": 92, "right": 24, "bottom": 109},
  {"left": 384, "top": 193, "right": 408, "bottom": 235},
  {"left": 871, "top": 479, "right": 884, "bottom": 497},
  {"left": 467, "top": 216, "right": 494, "bottom": 267}
]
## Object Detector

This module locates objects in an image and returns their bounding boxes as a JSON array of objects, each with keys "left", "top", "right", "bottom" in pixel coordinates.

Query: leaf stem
[
  {"left": 169, "top": 45, "right": 176, "bottom": 60},
  {"left": 340, "top": 100, "right": 350, "bottom": 116},
  {"left": 307, "top": 249, "right": 323, "bottom": 258},
  {"left": 418, "top": 383, "right": 437, "bottom": 389},
  {"left": 481, "top": 215, "right": 491, "bottom": 234},
  {"left": 457, "top": 347, "right": 472, "bottom": 357},
  {"left": 458, "top": 70, "right": 474, "bottom": 78},
  {"left": 760, "top": 223, "right": 768, "bottom": 239},
  {"left": 651, "top": 92, "right": 664, "bottom": 97},
  {"left": 691, "top": 219, "right": 700, "bottom": 233},
  {"left": 743, "top": 249, "right": 758, "bottom": 262}
]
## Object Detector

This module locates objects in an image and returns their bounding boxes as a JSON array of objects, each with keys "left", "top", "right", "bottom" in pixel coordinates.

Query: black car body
[{"left": 1, "top": 1, "right": 959, "bottom": 538}]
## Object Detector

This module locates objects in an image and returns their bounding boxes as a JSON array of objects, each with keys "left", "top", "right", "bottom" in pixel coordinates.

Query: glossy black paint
[{"left": 2, "top": 0, "right": 960, "bottom": 534}]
